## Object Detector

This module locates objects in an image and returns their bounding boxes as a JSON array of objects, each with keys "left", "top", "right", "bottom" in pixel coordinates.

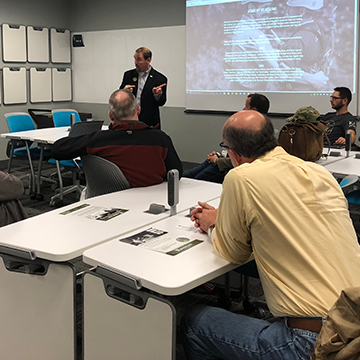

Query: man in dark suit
[{"left": 119, "top": 47, "right": 167, "bottom": 128}]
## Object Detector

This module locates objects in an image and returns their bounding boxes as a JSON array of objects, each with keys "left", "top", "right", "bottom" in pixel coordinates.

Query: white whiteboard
[
  {"left": 27, "top": 26, "right": 49, "bottom": 63},
  {"left": 2, "top": 24, "right": 26, "bottom": 62},
  {"left": 51, "top": 28, "right": 71, "bottom": 63},
  {"left": 52, "top": 68, "right": 72, "bottom": 101},
  {"left": 30, "top": 68, "right": 52, "bottom": 103},
  {"left": 71, "top": 26, "right": 185, "bottom": 107},
  {"left": 3, "top": 67, "right": 27, "bottom": 104}
]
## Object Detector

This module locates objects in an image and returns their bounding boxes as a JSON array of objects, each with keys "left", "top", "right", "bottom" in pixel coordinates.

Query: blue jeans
[
  {"left": 183, "top": 161, "right": 225, "bottom": 184},
  {"left": 181, "top": 305, "right": 318, "bottom": 360}
]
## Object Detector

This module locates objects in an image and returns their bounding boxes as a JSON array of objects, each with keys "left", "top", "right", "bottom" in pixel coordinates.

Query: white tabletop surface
[
  {"left": 322, "top": 155, "right": 360, "bottom": 176},
  {"left": 1, "top": 125, "right": 108, "bottom": 145},
  {"left": 83, "top": 199, "right": 238, "bottom": 296},
  {"left": 317, "top": 149, "right": 357, "bottom": 166},
  {"left": 0, "top": 179, "right": 222, "bottom": 261}
]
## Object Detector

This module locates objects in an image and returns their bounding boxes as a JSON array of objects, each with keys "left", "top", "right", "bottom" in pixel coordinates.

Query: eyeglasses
[
  {"left": 219, "top": 142, "right": 242, "bottom": 157},
  {"left": 330, "top": 96, "right": 344, "bottom": 100}
]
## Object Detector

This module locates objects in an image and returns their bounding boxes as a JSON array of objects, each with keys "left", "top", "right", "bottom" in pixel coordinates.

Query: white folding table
[
  {"left": 82, "top": 199, "right": 237, "bottom": 360},
  {"left": 1, "top": 127, "right": 70, "bottom": 196},
  {"left": 1, "top": 126, "right": 108, "bottom": 200},
  {"left": 316, "top": 149, "right": 357, "bottom": 166},
  {"left": 0, "top": 179, "right": 222, "bottom": 360},
  {"left": 322, "top": 155, "right": 360, "bottom": 177}
]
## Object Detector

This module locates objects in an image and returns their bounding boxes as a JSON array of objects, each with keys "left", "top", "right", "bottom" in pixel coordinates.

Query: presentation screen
[{"left": 186, "top": 0, "right": 359, "bottom": 115}]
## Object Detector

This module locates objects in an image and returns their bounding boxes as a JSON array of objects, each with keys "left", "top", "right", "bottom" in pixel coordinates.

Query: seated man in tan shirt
[
  {"left": 181, "top": 110, "right": 360, "bottom": 360},
  {"left": 183, "top": 93, "right": 270, "bottom": 183}
]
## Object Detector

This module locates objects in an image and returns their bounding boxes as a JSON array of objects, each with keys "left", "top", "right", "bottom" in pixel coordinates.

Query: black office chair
[
  {"left": 219, "top": 260, "right": 269, "bottom": 318},
  {"left": 80, "top": 155, "right": 131, "bottom": 199},
  {"left": 49, "top": 121, "right": 104, "bottom": 206}
]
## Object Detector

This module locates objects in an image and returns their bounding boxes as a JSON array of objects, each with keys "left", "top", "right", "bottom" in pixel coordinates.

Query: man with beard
[{"left": 322, "top": 87, "right": 356, "bottom": 146}]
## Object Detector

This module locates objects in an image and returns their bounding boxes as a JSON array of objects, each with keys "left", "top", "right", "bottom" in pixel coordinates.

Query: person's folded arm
[
  {"left": 164, "top": 135, "right": 183, "bottom": 178},
  {"left": 0, "top": 171, "right": 24, "bottom": 201},
  {"left": 217, "top": 157, "right": 233, "bottom": 172},
  {"left": 51, "top": 134, "right": 90, "bottom": 160}
]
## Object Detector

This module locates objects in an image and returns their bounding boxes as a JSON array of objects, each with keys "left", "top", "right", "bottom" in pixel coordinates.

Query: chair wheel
[
  {"left": 54, "top": 199, "right": 64, "bottom": 208},
  {"left": 30, "top": 192, "right": 36, "bottom": 200},
  {"left": 36, "top": 194, "right": 44, "bottom": 201},
  {"left": 242, "top": 298, "right": 256, "bottom": 313},
  {"left": 217, "top": 295, "right": 232, "bottom": 309},
  {"left": 254, "top": 308, "right": 267, "bottom": 319},
  {"left": 25, "top": 188, "right": 31, "bottom": 196}
]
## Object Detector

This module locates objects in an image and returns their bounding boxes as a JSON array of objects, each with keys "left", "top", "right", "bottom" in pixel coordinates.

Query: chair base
[{"left": 50, "top": 184, "right": 84, "bottom": 207}]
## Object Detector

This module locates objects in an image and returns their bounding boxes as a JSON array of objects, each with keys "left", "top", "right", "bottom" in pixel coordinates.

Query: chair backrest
[
  {"left": 81, "top": 155, "right": 131, "bottom": 198},
  {"left": 339, "top": 175, "right": 358, "bottom": 190},
  {"left": 4, "top": 112, "right": 36, "bottom": 133},
  {"left": 52, "top": 109, "right": 81, "bottom": 127},
  {"left": 69, "top": 121, "right": 104, "bottom": 137}
]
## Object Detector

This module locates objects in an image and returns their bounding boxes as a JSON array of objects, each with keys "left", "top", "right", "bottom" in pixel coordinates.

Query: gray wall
[
  {"left": 70, "top": 0, "right": 185, "bottom": 31},
  {"left": 0, "top": 1, "right": 358, "bottom": 163},
  {"left": 68, "top": 0, "right": 303, "bottom": 163},
  {"left": 0, "top": 0, "right": 73, "bottom": 160}
]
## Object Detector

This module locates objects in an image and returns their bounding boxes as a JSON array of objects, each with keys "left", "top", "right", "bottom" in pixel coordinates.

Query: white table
[
  {"left": 82, "top": 199, "right": 236, "bottom": 360},
  {"left": 1, "top": 127, "right": 72, "bottom": 198},
  {"left": 0, "top": 179, "right": 221, "bottom": 360},
  {"left": 317, "top": 149, "right": 357, "bottom": 166},
  {"left": 322, "top": 155, "right": 360, "bottom": 176},
  {"left": 83, "top": 199, "right": 232, "bottom": 296},
  {"left": 1, "top": 126, "right": 71, "bottom": 145},
  {"left": 1, "top": 125, "right": 108, "bottom": 200},
  {"left": 0, "top": 179, "right": 221, "bottom": 261}
]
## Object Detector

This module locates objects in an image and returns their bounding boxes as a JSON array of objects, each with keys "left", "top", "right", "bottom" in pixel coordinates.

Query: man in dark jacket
[
  {"left": 119, "top": 47, "right": 167, "bottom": 128},
  {"left": 51, "top": 89, "right": 182, "bottom": 188}
]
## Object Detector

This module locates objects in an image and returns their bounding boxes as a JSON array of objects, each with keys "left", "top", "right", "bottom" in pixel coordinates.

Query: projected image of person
[
  {"left": 224, "top": 0, "right": 280, "bottom": 91},
  {"left": 276, "top": 0, "right": 330, "bottom": 90}
]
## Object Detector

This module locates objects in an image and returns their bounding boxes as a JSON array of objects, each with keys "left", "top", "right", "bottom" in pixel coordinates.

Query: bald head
[
  {"left": 224, "top": 110, "right": 266, "bottom": 133},
  {"left": 223, "top": 110, "right": 277, "bottom": 160}
]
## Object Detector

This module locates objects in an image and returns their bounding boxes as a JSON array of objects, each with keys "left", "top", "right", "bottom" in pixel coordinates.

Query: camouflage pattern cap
[{"left": 286, "top": 106, "right": 320, "bottom": 123}]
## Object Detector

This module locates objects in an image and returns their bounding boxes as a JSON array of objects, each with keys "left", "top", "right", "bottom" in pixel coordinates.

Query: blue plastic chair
[
  {"left": 4, "top": 112, "right": 43, "bottom": 195},
  {"left": 5, "top": 112, "right": 55, "bottom": 198},
  {"left": 345, "top": 191, "right": 360, "bottom": 205},
  {"left": 339, "top": 175, "right": 360, "bottom": 204},
  {"left": 339, "top": 175, "right": 359, "bottom": 190},
  {"left": 52, "top": 109, "right": 81, "bottom": 127}
]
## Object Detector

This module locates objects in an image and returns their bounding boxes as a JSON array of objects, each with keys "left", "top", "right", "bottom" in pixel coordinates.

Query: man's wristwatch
[
  {"left": 212, "top": 158, "right": 218, "bottom": 166},
  {"left": 208, "top": 224, "right": 215, "bottom": 237}
]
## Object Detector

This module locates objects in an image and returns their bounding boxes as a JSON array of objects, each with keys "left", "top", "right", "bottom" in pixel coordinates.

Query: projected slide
[{"left": 186, "top": 0, "right": 358, "bottom": 114}]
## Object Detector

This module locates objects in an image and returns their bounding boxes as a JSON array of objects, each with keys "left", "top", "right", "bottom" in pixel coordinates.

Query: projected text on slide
[{"left": 186, "top": 0, "right": 358, "bottom": 114}]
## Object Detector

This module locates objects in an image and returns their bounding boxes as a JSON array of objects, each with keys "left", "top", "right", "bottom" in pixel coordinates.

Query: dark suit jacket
[{"left": 119, "top": 67, "right": 167, "bottom": 127}]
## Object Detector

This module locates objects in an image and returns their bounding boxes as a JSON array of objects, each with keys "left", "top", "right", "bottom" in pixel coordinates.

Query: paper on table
[{"left": 119, "top": 227, "right": 203, "bottom": 256}]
